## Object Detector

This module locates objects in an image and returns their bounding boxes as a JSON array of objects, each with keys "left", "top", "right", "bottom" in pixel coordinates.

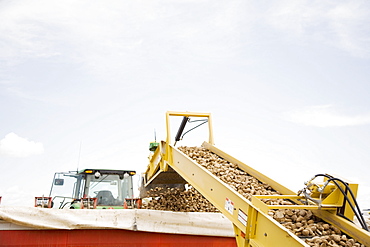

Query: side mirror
[{"left": 54, "top": 178, "right": 64, "bottom": 186}]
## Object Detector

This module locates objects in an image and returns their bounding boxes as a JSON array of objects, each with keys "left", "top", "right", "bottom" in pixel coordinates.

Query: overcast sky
[{"left": 1, "top": 0, "right": 370, "bottom": 209}]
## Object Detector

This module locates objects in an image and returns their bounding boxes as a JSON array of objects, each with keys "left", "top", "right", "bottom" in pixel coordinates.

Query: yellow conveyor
[{"left": 142, "top": 111, "right": 370, "bottom": 247}]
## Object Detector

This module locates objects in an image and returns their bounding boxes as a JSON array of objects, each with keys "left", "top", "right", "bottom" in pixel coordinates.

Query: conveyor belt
[{"left": 141, "top": 111, "right": 370, "bottom": 247}]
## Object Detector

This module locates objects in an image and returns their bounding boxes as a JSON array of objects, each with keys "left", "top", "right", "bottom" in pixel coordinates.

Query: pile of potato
[
  {"left": 142, "top": 146, "right": 364, "bottom": 246},
  {"left": 142, "top": 186, "right": 219, "bottom": 212},
  {"left": 178, "top": 146, "right": 365, "bottom": 247},
  {"left": 271, "top": 209, "right": 362, "bottom": 246},
  {"left": 179, "top": 146, "right": 281, "bottom": 201}
]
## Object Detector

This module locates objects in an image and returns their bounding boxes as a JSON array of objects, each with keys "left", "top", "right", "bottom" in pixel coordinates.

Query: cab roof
[{"left": 78, "top": 169, "right": 136, "bottom": 176}]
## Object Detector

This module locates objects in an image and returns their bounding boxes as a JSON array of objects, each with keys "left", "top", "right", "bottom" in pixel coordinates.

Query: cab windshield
[{"left": 84, "top": 174, "right": 133, "bottom": 206}]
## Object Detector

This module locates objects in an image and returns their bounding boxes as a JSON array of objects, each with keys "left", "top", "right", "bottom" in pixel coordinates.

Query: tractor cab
[{"left": 44, "top": 169, "right": 137, "bottom": 209}]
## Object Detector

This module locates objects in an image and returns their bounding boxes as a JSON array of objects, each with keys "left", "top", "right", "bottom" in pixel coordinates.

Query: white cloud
[
  {"left": 285, "top": 105, "right": 370, "bottom": 127},
  {"left": 0, "top": 0, "right": 247, "bottom": 82},
  {"left": 1, "top": 0, "right": 369, "bottom": 79},
  {"left": 0, "top": 132, "right": 44, "bottom": 157}
]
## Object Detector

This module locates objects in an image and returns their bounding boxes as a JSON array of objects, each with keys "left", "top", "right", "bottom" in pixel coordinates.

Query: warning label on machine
[
  {"left": 238, "top": 209, "right": 247, "bottom": 226},
  {"left": 225, "top": 198, "right": 234, "bottom": 214}
]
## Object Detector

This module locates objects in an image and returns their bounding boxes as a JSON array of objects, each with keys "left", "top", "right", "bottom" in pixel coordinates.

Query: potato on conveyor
[{"left": 143, "top": 146, "right": 365, "bottom": 247}]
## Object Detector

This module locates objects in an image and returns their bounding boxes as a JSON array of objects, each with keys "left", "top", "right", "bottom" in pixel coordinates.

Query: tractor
[{"left": 35, "top": 169, "right": 140, "bottom": 209}]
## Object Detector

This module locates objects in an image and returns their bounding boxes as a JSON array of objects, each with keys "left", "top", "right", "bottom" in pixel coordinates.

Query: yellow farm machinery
[{"left": 140, "top": 111, "right": 370, "bottom": 247}]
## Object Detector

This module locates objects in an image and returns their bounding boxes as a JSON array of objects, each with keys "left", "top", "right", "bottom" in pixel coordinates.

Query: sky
[{"left": 1, "top": 0, "right": 370, "bottom": 210}]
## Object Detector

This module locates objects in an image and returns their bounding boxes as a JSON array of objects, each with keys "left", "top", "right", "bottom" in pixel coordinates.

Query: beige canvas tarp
[{"left": 0, "top": 206, "right": 234, "bottom": 237}]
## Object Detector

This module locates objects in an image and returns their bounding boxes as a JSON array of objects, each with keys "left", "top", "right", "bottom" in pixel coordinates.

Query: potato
[{"left": 145, "top": 146, "right": 365, "bottom": 247}]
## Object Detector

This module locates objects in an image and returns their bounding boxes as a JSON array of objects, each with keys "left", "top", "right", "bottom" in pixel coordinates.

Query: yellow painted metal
[
  {"left": 343, "top": 183, "right": 358, "bottom": 221},
  {"left": 202, "top": 142, "right": 296, "bottom": 196},
  {"left": 312, "top": 209, "right": 370, "bottom": 247},
  {"left": 312, "top": 178, "right": 359, "bottom": 221},
  {"left": 165, "top": 111, "right": 214, "bottom": 142},
  {"left": 302, "top": 175, "right": 360, "bottom": 222},
  {"left": 145, "top": 141, "right": 164, "bottom": 180},
  {"left": 145, "top": 111, "right": 214, "bottom": 184},
  {"left": 170, "top": 144, "right": 308, "bottom": 247},
  {"left": 142, "top": 111, "right": 370, "bottom": 247},
  {"left": 203, "top": 141, "right": 369, "bottom": 242},
  {"left": 249, "top": 186, "right": 370, "bottom": 245},
  {"left": 252, "top": 195, "right": 340, "bottom": 210}
]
